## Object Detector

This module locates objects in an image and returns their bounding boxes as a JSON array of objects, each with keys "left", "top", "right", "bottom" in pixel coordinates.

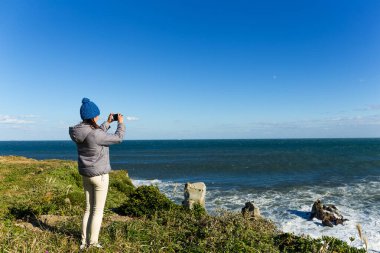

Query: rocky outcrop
[
  {"left": 242, "top": 201, "right": 261, "bottom": 219},
  {"left": 309, "top": 199, "right": 348, "bottom": 227},
  {"left": 182, "top": 182, "right": 206, "bottom": 209}
]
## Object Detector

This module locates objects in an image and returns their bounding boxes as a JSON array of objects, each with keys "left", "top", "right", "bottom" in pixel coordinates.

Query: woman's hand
[
  {"left": 117, "top": 113, "right": 124, "bottom": 124},
  {"left": 107, "top": 113, "right": 114, "bottom": 124},
  {"left": 107, "top": 113, "right": 123, "bottom": 124}
]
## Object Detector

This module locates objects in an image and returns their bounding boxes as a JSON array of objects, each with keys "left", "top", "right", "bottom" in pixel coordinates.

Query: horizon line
[{"left": 1, "top": 137, "right": 380, "bottom": 142}]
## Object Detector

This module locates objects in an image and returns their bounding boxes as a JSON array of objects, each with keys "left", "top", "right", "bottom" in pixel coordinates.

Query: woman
[{"left": 69, "top": 98, "right": 125, "bottom": 249}]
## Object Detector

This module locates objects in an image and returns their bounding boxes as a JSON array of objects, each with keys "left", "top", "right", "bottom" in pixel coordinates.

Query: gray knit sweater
[{"left": 69, "top": 121, "right": 125, "bottom": 177}]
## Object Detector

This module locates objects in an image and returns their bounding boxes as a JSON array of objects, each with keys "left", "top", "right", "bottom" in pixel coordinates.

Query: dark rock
[
  {"left": 310, "top": 199, "right": 348, "bottom": 227},
  {"left": 322, "top": 218, "right": 334, "bottom": 227},
  {"left": 242, "top": 201, "right": 260, "bottom": 219}
]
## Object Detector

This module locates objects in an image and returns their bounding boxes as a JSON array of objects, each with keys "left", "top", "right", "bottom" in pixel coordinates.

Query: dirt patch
[
  {"left": 15, "top": 213, "right": 131, "bottom": 234},
  {"left": 104, "top": 213, "right": 132, "bottom": 226},
  {"left": 39, "top": 214, "right": 71, "bottom": 227},
  {"left": 15, "top": 221, "right": 44, "bottom": 233},
  {"left": 15, "top": 215, "right": 73, "bottom": 233},
  {"left": 38, "top": 213, "right": 130, "bottom": 227}
]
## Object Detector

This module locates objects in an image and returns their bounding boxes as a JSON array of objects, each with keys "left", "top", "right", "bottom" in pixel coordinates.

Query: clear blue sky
[{"left": 1, "top": 0, "right": 379, "bottom": 140}]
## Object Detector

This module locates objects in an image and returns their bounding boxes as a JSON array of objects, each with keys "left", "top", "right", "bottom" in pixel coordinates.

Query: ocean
[{"left": 1, "top": 139, "right": 379, "bottom": 252}]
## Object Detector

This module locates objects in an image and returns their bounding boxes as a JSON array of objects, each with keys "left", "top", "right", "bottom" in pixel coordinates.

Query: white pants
[{"left": 81, "top": 174, "right": 109, "bottom": 245}]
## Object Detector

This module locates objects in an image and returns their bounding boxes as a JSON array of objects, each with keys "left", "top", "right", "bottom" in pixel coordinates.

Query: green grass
[{"left": 0, "top": 156, "right": 366, "bottom": 253}]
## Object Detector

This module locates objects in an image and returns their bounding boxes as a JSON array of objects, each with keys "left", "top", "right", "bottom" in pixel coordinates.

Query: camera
[{"left": 113, "top": 114, "right": 118, "bottom": 121}]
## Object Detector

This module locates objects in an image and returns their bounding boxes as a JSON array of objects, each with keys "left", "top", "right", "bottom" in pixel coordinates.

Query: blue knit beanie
[{"left": 80, "top": 98, "right": 100, "bottom": 120}]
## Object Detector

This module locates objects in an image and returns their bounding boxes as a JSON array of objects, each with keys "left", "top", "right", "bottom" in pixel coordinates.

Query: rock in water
[
  {"left": 309, "top": 199, "right": 348, "bottom": 226},
  {"left": 242, "top": 201, "right": 261, "bottom": 219},
  {"left": 182, "top": 182, "right": 206, "bottom": 209}
]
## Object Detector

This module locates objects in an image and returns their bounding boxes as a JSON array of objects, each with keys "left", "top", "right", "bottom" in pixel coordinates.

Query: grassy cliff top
[{"left": 0, "top": 156, "right": 366, "bottom": 252}]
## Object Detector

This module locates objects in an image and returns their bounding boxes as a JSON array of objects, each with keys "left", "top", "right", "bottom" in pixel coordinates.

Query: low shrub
[
  {"left": 109, "top": 177, "right": 135, "bottom": 195},
  {"left": 274, "top": 233, "right": 366, "bottom": 253},
  {"left": 118, "top": 185, "right": 179, "bottom": 217}
]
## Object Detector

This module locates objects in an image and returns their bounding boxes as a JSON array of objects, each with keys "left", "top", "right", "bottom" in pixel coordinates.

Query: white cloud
[
  {"left": 21, "top": 114, "right": 39, "bottom": 118},
  {"left": 356, "top": 104, "right": 380, "bottom": 112},
  {"left": 326, "top": 114, "right": 380, "bottom": 126},
  {"left": 367, "top": 104, "right": 380, "bottom": 111},
  {"left": 0, "top": 115, "right": 36, "bottom": 124},
  {"left": 125, "top": 116, "right": 139, "bottom": 121},
  {"left": 251, "top": 114, "right": 380, "bottom": 130}
]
